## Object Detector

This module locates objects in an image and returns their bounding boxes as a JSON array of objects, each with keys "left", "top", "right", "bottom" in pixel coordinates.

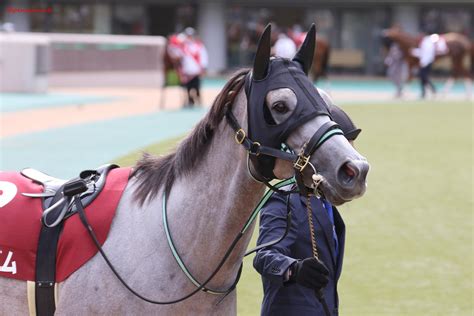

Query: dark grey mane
[{"left": 132, "top": 69, "right": 249, "bottom": 205}]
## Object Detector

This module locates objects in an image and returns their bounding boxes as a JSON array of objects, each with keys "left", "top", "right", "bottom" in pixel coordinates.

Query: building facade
[{"left": 2, "top": 0, "right": 473, "bottom": 75}]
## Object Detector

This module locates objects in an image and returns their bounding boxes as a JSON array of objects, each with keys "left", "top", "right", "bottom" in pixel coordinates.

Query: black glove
[{"left": 290, "top": 257, "right": 329, "bottom": 290}]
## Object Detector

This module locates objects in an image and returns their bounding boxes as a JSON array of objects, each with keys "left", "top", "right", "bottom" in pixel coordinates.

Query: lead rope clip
[{"left": 306, "top": 161, "right": 324, "bottom": 197}]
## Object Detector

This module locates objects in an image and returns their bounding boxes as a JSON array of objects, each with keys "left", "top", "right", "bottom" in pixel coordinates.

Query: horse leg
[
  {"left": 464, "top": 78, "right": 472, "bottom": 100},
  {"left": 453, "top": 56, "right": 473, "bottom": 100},
  {"left": 441, "top": 77, "right": 455, "bottom": 98}
]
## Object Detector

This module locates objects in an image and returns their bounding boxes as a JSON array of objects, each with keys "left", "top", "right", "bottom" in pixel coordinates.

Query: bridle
[
  {"left": 225, "top": 71, "right": 344, "bottom": 197},
  {"left": 76, "top": 71, "right": 343, "bottom": 309}
]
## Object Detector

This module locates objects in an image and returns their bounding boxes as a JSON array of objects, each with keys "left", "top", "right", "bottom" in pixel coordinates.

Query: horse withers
[{"left": 0, "top": 24, "right": 369, "bottom": 315}]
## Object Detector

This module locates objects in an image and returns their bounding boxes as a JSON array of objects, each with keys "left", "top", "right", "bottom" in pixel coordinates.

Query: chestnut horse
[
  {"left": 290, "top": 31, "right": 330, "bottom": 81},
  {"left": 312, "top": 38, "right": 331, "bottom": 81},
  {"left": 383, "top": 26, "right": 473, "bottom": 97}
]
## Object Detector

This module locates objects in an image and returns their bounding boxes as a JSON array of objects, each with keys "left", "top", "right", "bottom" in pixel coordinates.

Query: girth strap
[{"left": 35, "top": 223, "right": 62, "bottom": 316}]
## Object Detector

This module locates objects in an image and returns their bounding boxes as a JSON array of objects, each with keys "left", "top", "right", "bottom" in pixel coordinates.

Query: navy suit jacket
[{"left": 253, "top": 189, "right": 346, "bottom": 316}]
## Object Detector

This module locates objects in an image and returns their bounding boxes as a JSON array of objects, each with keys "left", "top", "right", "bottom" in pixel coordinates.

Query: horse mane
[{"left": 131, "top": 69, "right": 249, "bottom": 206}]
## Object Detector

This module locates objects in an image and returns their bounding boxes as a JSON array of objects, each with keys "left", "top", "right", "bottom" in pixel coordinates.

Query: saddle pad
[{"left": 0, "top": 167, "right": 131, "bottom": 282}]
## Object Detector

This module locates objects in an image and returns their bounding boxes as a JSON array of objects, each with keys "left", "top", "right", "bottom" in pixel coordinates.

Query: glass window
[
  {"left": 31, "top": 4, "right": 94, "bottom": 33},
  {"left": 113, "top": 5, "right": 146, "bottom": 35},
  {"left": 420, "top": 7, "right": 472, "bottom": 36}
]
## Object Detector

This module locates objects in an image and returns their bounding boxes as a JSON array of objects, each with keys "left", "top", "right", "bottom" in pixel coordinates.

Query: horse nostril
[
  {"left": 343, "top": 163, "right": 357, "bottom": 178},
  {"left": 337, "top": 159, "right": 370, "bottom": 188},
  {"left": 338, "top": 161, "right": 359, "bottom": 186}
]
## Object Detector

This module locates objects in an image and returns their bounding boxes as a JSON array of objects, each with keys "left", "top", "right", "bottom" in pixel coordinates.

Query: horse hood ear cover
[{"left": 245, "top": 24, "right": 331, "bottom": 179}]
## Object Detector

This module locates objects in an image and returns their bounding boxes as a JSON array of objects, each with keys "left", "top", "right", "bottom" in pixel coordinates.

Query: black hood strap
[{"left": 225, "top": 109, "right": 297, "bottom": 163}]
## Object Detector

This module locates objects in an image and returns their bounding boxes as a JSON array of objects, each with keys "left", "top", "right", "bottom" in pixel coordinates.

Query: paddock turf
[{"left": 1, "top": 78, "right": 472, "bottom": 315}]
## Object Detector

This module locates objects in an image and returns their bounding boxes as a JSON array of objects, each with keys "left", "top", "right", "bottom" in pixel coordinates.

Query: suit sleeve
[{"left": 253, "top": 192, "right": 299, "bottom": 286}]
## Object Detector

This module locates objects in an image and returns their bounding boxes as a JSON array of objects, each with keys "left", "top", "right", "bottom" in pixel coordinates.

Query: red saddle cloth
[{"left": 0, "top": 167, "right": 130, "bottom": 282}]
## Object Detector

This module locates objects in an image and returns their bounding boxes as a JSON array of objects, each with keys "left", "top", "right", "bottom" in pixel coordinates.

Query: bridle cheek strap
[
  {"left": 293, "top": 121, "right": 344, "bottom": 196},
  {"left": 226, "top": 110, "right": 299, "bottom": 164},
  {"left": 227, "top": 108, "right": 344, "bottom": 196}
]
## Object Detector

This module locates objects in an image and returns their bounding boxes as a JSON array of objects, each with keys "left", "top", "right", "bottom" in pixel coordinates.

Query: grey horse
[{"left": 0, "top": 25, "right": 369, "bottom": 315}]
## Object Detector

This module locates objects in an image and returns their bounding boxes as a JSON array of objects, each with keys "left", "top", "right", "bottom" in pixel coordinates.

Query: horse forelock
[{"left": 131, "top": 69, "right": 250, "bottom": 206}]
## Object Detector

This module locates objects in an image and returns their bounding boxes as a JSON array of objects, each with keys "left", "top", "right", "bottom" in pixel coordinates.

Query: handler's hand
[{"left": 291, "top": 257, "right": 329, "bottom": 290}]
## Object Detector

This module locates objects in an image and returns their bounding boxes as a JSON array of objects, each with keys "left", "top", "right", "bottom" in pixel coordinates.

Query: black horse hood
[
  {"left": 243, "top": 23, "right": 333, "bottom": 179},
  {"left": 245, "top": 58, "right": 330, "bottom": 151}
]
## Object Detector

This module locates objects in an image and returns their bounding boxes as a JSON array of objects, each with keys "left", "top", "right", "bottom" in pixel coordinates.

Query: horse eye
[{"left": 272, "top": 102, "right": 288, "bottom": 114}]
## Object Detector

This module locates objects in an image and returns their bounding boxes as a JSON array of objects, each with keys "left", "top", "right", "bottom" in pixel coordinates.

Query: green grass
[{"left": 113, "top": 100, "right": 473, "bottom": 315}]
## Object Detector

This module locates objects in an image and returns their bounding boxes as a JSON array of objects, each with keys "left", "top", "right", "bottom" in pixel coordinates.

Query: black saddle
[
  {"left": 21, "top": 164, "right": 118, "bottom": 226},
  {"left": 20, "top": 164, "right": 119, "bottom": 316}
]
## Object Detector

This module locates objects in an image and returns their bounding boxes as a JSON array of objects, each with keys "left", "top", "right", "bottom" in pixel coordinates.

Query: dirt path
[
  {"left": 1, "top": 86, "right": 221, "bottom": 139},
  {"left": 2, "top": 82, "right": 467, "bottom": 139}
]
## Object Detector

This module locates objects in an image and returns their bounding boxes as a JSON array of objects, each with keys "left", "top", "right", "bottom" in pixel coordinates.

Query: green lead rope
[
  {"left": 162, "top": 177, "right": 296, "bottom": 295},
  {"left": 162, "top": 194, "right": 226, "bottom": 295},
  {"left": 241, "top": 177, "right": 296, "bottom": 233}
]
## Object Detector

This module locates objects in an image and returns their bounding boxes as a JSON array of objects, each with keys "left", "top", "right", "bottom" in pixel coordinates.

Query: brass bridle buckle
[
  {"left": 234, "top": 129, "right": 246, "bottom": 144},
  {"left": 249, "top": 142, "right": 261, "bottom": 156},
  {"left": 294, "top": 154, "right": 310, "bottom": 172}
]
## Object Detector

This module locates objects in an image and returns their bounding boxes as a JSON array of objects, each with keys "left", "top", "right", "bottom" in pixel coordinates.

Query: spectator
[
  {"left": 273, "top": 31, "right": 297, "bottom": 59},
  {"left": 180, "top": 27, "right": 208, "bottom": 107},
  {"left": 167, "top": 28, "right": 208, "bottom": 107}
]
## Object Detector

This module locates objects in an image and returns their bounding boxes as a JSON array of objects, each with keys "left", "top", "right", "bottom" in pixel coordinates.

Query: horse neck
[
  {"left": 165, "top": 89, "right": 266, "bottom": 289},
  {"left": 391, "top": 33, "right": 419, "bottom": 66},
  {"left": 392, "top": 32, "right": 417, "bottom": 50}
]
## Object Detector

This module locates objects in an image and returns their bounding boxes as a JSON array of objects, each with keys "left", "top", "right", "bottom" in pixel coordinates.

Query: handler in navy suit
[{"left": 253, "top": 103, "right": 361, "bottom": 316}]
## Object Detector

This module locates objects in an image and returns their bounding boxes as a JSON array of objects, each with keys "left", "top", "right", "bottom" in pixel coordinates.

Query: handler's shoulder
[{"left": 262, "top": 184, "right": 296, "bottom": 211}]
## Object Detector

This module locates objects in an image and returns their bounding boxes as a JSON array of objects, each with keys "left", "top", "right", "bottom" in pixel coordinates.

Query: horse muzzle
[
  {"left": 315, "top": 158, "right": 369, "bottom": 206},
  {"left": 337, "top": 159, "right": 369, "bottom": 191}
]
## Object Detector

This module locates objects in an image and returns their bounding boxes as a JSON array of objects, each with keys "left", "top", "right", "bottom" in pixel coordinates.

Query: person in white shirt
[
  {"left": 180, "top": 27, "right": 208, "bottom": 107},
  {"left": 411, "top": 33, "right": 437, "bottom": 98},
  {"left": 273, "top": 32, "right": 297, "bottom": 59}
]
